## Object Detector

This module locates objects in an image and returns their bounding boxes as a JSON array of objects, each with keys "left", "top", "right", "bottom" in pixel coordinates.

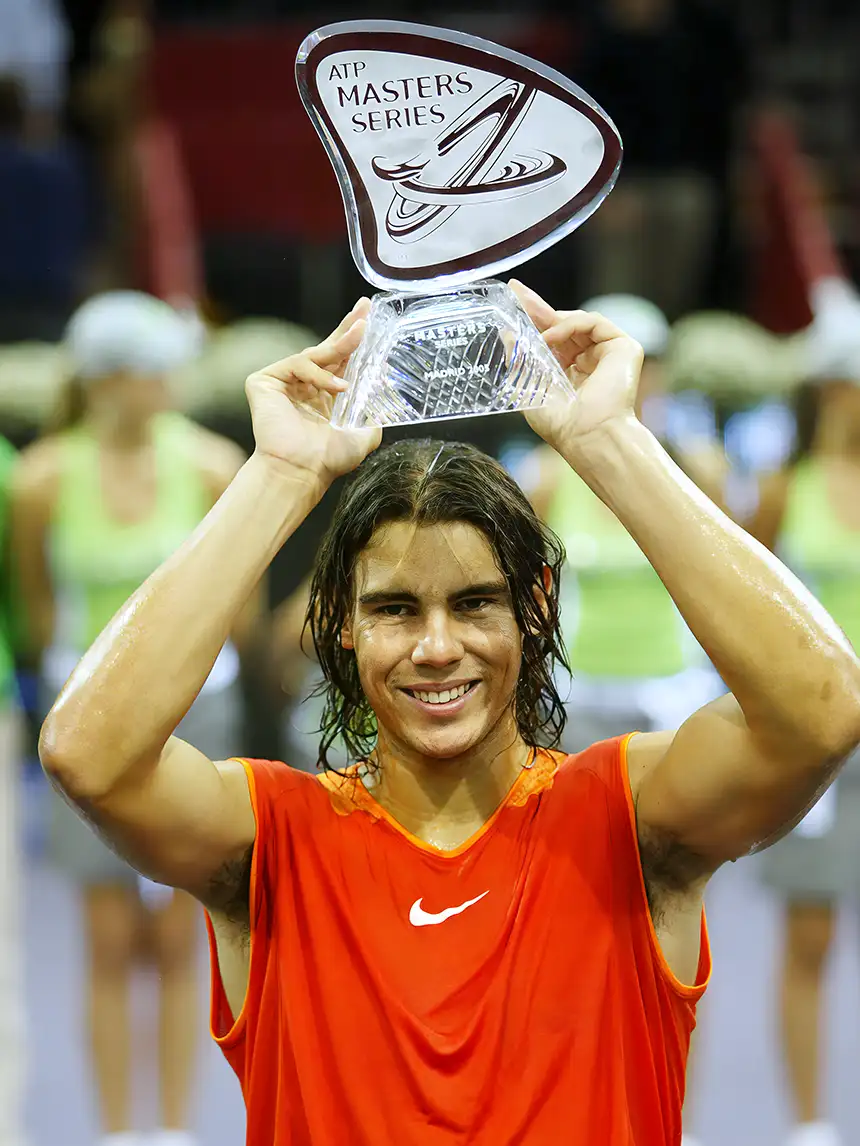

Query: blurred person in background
[
  {"left": 571, "top": 0, "right": 748, "bottom": 316},
  {"left": 0, "top": 430, "right": 27, "bottom": 1146},
  {"left": 0, "top": 73, "right": 88, "bottom": 342},
  {"left": 0, "top": 0, "right": 68, "bottom": 140},
  {"left": 59, "top": 0, "right": 151, "bottom": 289},
  {"left": 10, "top": 292, "right": 254, "bottom": 1146},
  {"left": 527, "top": 294, "right": 726, "bottom": 756},
  {"left": 268, "top": 576, "right": 321, "bottom": 772},
  {"left": 747, "top": 320, "right": 860, "bottom": 1146}
]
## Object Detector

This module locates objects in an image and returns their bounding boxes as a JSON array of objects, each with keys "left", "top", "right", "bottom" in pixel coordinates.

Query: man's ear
[
  {"left": 541, "top": 564, "right": 552, "bottom": 597},
  {"left": 340, "top": 616, "right": 355, "bottom": 651},
  {"left": 529, "top": 565, "right": 553, "bottom": 631}
]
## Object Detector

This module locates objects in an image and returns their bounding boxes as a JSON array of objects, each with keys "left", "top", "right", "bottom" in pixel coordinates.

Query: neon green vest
[
  {"left": 49, "top": 413, "right": 210, "bottom": 652},
  {"left": 547, "top": 467, "right": 699, "bottom": 679},
  {"left": 779, "top": 459, "right": 860, "bottom": 649}
]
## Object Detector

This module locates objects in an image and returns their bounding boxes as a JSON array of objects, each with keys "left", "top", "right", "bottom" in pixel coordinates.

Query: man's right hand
[{"left": 246, "top": 299, "right": 382, "bottom": 487}]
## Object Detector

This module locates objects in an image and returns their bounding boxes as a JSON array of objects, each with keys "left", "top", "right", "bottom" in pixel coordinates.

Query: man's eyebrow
[
  {"left": 357, "top": 588, "right": 420, "bottom": 607},
  {"left": 451, "top": 580, "right": 509, "bottom": 600},
  {"left": 357, "top": 581, "right": 509, "bottom": 608}
]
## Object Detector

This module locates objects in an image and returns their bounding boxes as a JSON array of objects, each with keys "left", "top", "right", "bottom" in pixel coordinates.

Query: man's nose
[{"left": 411, "top": 610, "right": 464, "bottom": 666}]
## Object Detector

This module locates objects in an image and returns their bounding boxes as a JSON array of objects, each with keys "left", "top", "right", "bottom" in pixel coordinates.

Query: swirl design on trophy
[{"left": 371, "top": 80, "right": 567, "bottom": 244}]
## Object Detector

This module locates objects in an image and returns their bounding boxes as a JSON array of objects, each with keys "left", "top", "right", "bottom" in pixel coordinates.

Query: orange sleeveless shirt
[{"left": 205, "top": 735, "right": 710, "bottom": 1146}]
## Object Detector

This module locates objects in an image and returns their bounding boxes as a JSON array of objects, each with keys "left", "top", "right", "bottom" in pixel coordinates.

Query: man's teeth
[{"left": 413, "top": 683, "right": 472, "bottom": 705}]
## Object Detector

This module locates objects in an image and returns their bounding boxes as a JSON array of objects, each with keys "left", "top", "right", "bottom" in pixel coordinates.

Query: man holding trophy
[{"left": 38, "top": 21, "right": 860, "bottom": 1146}]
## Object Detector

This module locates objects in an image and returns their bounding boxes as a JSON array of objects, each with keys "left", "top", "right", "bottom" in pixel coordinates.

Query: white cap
[
  {"left": 65, "top": 291, "right": 205, "bottom": 381},
  {"left": 665, "top": 311, "right": 805, "bottom": 401},
  {"left": 804, "top": 276, "right": 860, "bottom": 383},
  {"left": 579, "top": 293, "right": 670, "bottom": 357}
]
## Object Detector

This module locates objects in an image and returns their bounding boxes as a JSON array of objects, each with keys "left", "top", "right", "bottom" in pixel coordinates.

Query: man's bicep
[
  {"left": 75, "top": 736, "right": 257, "bottom": 905},
  {"left": 633, "top": 695, "right": 836, "bottom": 868}
]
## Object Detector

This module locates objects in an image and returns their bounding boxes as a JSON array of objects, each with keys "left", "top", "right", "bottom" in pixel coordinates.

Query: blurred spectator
[
  {"left": 171, "top": 316, "right": 324, "bottom": 761},
  {"left": 666, "top": 308, "right": 808, "bottom": 514},
  {"left": 0, "top": 76, "right": 89, "bottom": 341},
  {"left": 0, "top": 432, "right": 27, "bottom": 1146},
  {"left": 59, "top": 0, "right": 151, "bottom": 289},
  {"left": 571, "top": 0, "right": 749, "bottom": 317},
  {"left": 745, "top": 298, "right": 860, "bottom": 1146},
  {"left": 523, "top": 294, "right": 725, "bottom": 757},
  {"left": 10, "top": 292, "right": 254, "bottom": 1146},
  {"left": 0, "top": 0, "right": 68, "bottom": 139},
  {"left": 270, "top": 577, "right": 325, "bottom": 773}
]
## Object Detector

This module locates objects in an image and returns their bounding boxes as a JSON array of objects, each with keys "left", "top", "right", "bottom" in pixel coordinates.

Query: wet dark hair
[{"left": 306, "top": 439, "right": 569, "bottom": 771}]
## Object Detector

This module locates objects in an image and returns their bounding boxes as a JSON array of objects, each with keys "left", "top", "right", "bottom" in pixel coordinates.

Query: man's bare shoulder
[{"left": 625, "top": 729, "right": 675, "bottom": 801}]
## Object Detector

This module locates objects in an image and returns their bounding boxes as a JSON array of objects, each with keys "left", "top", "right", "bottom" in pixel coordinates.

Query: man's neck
[{"left": 368, "top": 721, "right": 531, "bottom": 850}]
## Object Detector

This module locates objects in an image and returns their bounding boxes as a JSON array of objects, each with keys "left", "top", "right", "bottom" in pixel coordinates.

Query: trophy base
[{"left": 332, "top": 280, "right": 574, "bottom": 429}]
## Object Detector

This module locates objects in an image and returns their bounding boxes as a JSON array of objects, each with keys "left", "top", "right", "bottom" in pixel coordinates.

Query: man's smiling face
[{"left": 341, "top": 520, "right": 523, "bottom": 762}]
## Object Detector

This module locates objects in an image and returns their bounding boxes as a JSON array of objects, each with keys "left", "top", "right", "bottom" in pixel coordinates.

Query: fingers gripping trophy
[{"left": 295, "top": 20, "right": 623, "bottom": 429}]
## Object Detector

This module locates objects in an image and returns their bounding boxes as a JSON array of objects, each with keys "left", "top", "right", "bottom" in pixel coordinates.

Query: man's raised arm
[
  {"left": 513, "top": 280, "right": 860, "bottom": 869},
  {"left": 39, "top": 303, "right": 380, "bottom": 903}
]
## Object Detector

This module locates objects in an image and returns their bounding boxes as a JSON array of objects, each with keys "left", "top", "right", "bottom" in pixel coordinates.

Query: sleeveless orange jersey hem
[{"left": 205, "top": 735, "right": 710, "bottom": 1146}]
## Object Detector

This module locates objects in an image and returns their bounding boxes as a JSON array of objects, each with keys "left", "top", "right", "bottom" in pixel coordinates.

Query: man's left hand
[{"left": 509, "top": 279, "right": 644, "bottom": 461}]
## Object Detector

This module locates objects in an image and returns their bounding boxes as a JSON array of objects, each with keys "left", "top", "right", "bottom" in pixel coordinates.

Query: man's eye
[
  {"left": 377, "top": 603, "right": 411, "bottom": 616},
  {"left": 459, "top": 597, "right": 492, "bottom": 612}
]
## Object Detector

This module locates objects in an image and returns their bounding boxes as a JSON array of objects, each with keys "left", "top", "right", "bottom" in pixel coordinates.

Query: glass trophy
[{"left": 295, "top": 21, "right": 622, "bottom": 429}]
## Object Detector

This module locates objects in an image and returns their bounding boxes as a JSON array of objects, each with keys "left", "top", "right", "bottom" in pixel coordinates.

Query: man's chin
[{"left": 398, "top": 723, "right": 486, "bottom": 762}]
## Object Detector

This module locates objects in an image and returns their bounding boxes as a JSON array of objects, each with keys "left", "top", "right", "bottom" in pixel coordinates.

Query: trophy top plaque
[{"left": 296, "top": 20, "right": 623, "bottom": 293}]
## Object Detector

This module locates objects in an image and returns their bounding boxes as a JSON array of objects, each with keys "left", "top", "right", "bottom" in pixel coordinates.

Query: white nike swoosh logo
[{"left": 408, "top": 891, "right": 489, "bottom": 927}]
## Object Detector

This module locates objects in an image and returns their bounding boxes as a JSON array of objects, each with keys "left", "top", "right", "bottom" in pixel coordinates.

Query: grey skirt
[
  {"left": 758, "top": 749, "right": 860, "bottom": 901},
  {"left": 48, "top": 683, "right": 243, "bottom": 886}
]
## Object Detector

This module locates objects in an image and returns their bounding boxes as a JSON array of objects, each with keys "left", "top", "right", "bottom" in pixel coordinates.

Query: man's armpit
[
  {"left": 637, "top": 821, "right": 710, "bottom": 928},
  {"left": 204, "top": 843, "right": 253, "bottom": 924}
]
